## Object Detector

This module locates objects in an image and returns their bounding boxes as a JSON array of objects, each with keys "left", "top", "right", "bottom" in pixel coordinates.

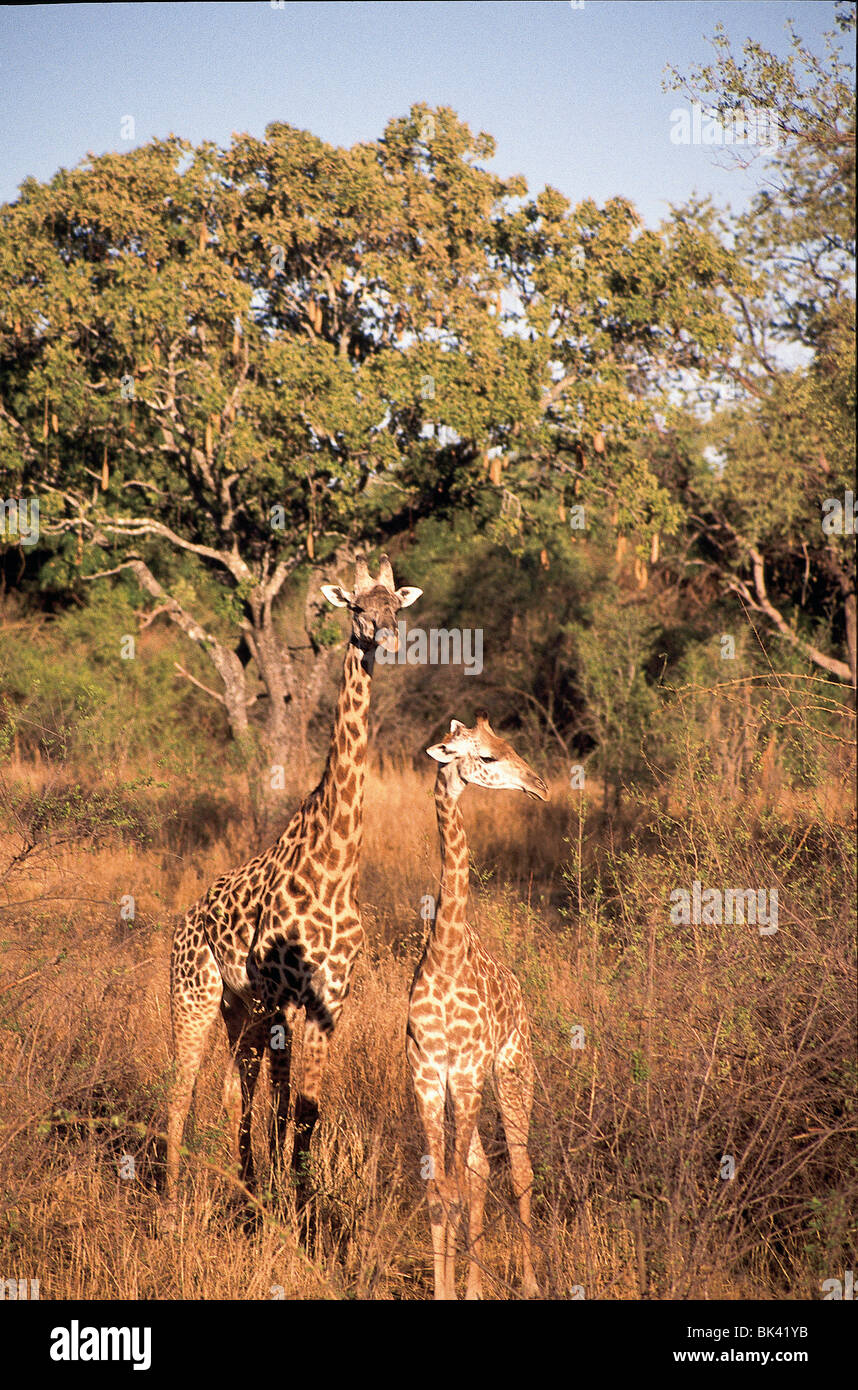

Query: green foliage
[
  {"left": 0, "top": 106, "right": 740, "bottom": 732},
  {"left": 663, "top": 5, "right": 856, "bottom": 685},
  {"left": 0, "top": 587, "right": 222, "bottom": 769}
]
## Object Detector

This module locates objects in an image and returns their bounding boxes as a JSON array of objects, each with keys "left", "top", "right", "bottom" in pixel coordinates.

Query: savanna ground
[{"left": 1, "top": 689, "right": 854, "bottom": 1301}]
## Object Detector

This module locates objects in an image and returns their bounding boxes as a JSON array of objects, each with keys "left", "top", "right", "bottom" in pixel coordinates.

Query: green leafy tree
[
  {"left": 1, "top": 105, "right": 741, "bottom": 756},
  {"left": 665, "top": 3, "right": 856, "bottom": 685},
  {"left": 1, "top": 110, "right": 521, "bottom": 755}
]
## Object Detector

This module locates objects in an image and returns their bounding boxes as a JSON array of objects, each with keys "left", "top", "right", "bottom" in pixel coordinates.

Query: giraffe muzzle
[{"left": 524, "top": 773, "right": 550, "bottom": 801}]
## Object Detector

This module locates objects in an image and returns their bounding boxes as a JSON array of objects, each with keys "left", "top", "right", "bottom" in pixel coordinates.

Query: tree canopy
[
  {"left": 1, "top": 14, "right": 854, "bottom": 768},
  {"left": 1, "top": 103, "right": 744, "bottom": 757}
]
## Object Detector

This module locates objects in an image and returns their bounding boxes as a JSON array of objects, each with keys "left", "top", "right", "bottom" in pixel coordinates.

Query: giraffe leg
[
  {"left": 413, "top": 1082, "right": 454, "bottom": 1300},
  {"left": 464, "top": 1127, "right": 490, "bottom": 1300},
  {"left": 290, "top": 1008, "right": 332, "bottom": 1198},
  {"left": 220, "top": 990, "right": 265, "bottom": 1194},
  {"left": 267, "top": 1004, "right": 297, "bottom": 1181},
  {"left": 448, "top": 1086, "right": 481, "bottom": 1301},
  {"left": 166, "top": 926, "right": 222, "bottom": 1202},
  {"left": 407, "top": 1027, "right": 456, "bottom": 1299},
  {"left": 495, "top": 1054, "right": 540, "bottom": 1298}
]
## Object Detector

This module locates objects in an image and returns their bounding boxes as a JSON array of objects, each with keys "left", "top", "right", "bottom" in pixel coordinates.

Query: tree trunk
[
  {"left": 207, "top": 643, "right": 252, "bottom": 741},
  {"left": 250, "top": 619, "right": 295, "bottom": 769},
  {"left": 89, "top": 556, "right": 341, "bottom": 769},
  {"left": 248, "top": 616, "right": 337, "bottom": 776}
]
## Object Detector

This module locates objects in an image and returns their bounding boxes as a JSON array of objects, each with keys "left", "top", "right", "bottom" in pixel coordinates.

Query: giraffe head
[
  {"left": 320, "top": 555, "right": 422, "bottom": 654},
  {"left": 427, "top": 710, "right": 549, "bottom": 801}
]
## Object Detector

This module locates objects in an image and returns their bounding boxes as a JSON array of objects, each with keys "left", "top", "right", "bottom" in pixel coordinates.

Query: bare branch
[
  {"left": 173, "top": 662, "right": 226, "bottom": 706},
  {"left": 726, "top": 541, "right": 853, "bottom": 684},
  {"left": 53, "top": 509, "right": 253, "bottom": 587}
]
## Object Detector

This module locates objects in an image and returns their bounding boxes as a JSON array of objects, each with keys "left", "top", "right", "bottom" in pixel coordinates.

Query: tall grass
[{"left": 0, "top": 724, "right": 854, "bottom": 1299}]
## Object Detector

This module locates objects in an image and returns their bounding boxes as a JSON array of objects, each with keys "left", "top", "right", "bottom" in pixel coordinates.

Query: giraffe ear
[
  {"left": 395, "top": 586, "right": 422, "bottom": 609},
  {"left": 449, "top": 719, "right": 467, "bottom": 735},
  {"left": 426, "top": 742, "right": 455, "bottom": 763},
  {"left": 320, "top": 584, "right": 351, "bottom": 608}
]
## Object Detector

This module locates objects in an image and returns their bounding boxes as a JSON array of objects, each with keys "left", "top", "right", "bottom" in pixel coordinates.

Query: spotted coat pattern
[
  {"left": 166, "top": 559, "right": 421, "bottom": 1200},
  {"left": 406, "top": 714, "right": 548, "bottom": 1299}
]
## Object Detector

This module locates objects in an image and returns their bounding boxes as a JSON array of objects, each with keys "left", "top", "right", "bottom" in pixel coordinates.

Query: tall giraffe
[
  {"left": 407, "top": 711, "right": 548, "bottom": 1300},
  {"left": 166, "top": 556, "right": 422, "bottom": 1202}
]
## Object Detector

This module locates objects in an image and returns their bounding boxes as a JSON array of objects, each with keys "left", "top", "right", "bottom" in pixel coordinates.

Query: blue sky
[{"left": 0, "top": 1, "right": 846, "bottom": 225}]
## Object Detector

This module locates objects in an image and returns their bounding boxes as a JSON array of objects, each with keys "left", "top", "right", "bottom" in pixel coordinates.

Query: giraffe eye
[{"left": 480, "top": 755, "right": 497, "bottom": 763}]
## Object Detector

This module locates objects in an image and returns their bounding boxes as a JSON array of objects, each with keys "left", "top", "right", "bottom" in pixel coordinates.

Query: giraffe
[
  {"left": 407, "top": 711, "right": 549, "bottom": 1300},
  {"left": 166, "top": 555, "right": 422, "bottom": 1203}
]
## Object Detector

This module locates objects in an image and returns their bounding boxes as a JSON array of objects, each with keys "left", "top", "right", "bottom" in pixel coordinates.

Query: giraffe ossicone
[
  {"left": 407, "top": 711, "right": 548, "bottom": 1299},
  {"left": 166, "top": 555, "right": 422, "bottom": 1205}
]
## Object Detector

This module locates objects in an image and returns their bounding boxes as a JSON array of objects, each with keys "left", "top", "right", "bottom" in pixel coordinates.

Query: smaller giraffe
[{"left": 407, "top": 711, "right": 548, "bottom": 1300}]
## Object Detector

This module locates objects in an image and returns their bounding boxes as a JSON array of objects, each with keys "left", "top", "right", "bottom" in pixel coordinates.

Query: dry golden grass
[{"left": 0, "top": 755, "right": 855, "bottom": 1300}]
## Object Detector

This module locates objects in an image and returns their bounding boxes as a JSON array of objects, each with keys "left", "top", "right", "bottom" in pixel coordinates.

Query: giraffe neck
[
  {"left": 429, "top": 766, "right": 470, "bottom": 966},
  {"left": 311, "top": 635, "right": 373, "bottom": 874}
]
